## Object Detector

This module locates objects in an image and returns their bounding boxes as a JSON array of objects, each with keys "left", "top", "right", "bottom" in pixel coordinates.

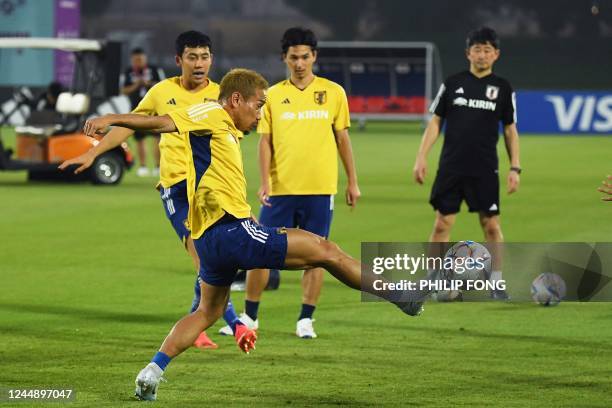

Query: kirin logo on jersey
[
  {"left": 486, "top": 85, "right": 499, "bottom": 100},
  {"left": 280, "top": 111, "right": 329, "bottom": 120},
  {"left": 453, "top": 96, "right": 496, "bottom": 111},
  {"left": 314, "top": 91, "right": 327, "bottom": 105}
]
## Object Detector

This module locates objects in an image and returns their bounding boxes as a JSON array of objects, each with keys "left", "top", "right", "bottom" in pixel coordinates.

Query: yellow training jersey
[
  {"left": 168, "top": 102, "right": 251, "bottom": 239},
  {"left": 132, "top": 76, "right": 220, "bottom": 188},
  {"left": 257, "top": 76, "right": 350, "bottom": 196}
]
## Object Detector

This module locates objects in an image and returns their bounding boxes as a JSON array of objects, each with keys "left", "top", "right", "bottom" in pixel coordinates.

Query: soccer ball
[
  {"left": 433, "top": 241, "right": 491, "bottom": 302},
  {"left": 444, "top": 240, "right": 492, "bottom": 282},
  {"left": 531, "top": 273, "right": 566, "bottom": 306}
]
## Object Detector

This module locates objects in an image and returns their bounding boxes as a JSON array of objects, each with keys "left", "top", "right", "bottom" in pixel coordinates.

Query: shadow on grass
[
  {"left": 0, "top": 181, "right": 146, "bottom": 191},
  {"left": 484, "top": 370, "right": 612, "bottom": 395},
  {"left": 172, "top": 388, "right": 383, "bottom": 407},
  {"left": 325, "top": 314, "right": 612, "bottom": 351},
  {"left": 0, "top": 302, "right": 178, "bottom": 325}
]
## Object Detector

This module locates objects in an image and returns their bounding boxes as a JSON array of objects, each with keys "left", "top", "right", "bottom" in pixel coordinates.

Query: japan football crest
[
  {"left": 485, "top": 85, "right": 499, "bottom": 100},
  {"left": 314, "top": 91, "right": 327, "bottom": 105}
]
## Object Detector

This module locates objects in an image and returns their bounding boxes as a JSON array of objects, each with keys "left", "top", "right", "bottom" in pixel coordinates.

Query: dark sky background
[{"left": 82, "top": 0, "right": 612, "bottom": 89}]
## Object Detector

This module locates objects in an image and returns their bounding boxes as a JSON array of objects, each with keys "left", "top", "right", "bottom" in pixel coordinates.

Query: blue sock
[
  {"left": 245, "top": 300, "right": 260, "bottom": 321},
  {"left": 230, "top": 318, "right": 244, "bottom": 334},
  {"left": 189, "top": 276, "right": 201, "bottom": 313},
  {"left": 223, "top": 299, "right": 239, "bottom": 326},
  {"left": 298, "top": 304, "right": 316, "bottom": 320},
  {"left": 151, "top": 351, "right": 172, "bottom": 371}
]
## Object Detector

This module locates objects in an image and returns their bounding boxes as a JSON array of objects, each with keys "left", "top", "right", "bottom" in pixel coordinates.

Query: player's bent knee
[
  {"left": 484, "top": 223, "right": 500, "bottom": 234},
  {"left": 433, "top": 218, "right": 452, "bottom": 235},
  {"left": 287, "top": 230, "right": 343, "bottom": 269},
  {"left": 314, "top": 240, "right": 342, "bottom": 267},
  {"left": 481, "top": 217, "right": 500, "bottom": 233},
  {"left": 484, "top": 224, "right": 502, "bottom": 240},
  {"left": 195, "top": 302, "right": 225, "bottom": 321}
]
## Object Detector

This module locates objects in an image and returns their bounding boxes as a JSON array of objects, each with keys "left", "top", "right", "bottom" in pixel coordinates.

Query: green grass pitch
[{"left": 0, "top": 123, "right": 611, "bottom": 407}]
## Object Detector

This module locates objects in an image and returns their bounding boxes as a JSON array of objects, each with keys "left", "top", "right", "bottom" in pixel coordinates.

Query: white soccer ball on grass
[{"left": 531, "top": 273, "right": 566, "bottom": 306}]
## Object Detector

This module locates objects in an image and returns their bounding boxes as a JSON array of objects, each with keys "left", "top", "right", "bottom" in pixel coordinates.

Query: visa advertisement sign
[{"left": 516, "top": 91, "right": 612, "bottom": 134}]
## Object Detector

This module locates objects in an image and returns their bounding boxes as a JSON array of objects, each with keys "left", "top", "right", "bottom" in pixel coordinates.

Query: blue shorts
[
  {"left": 160, "top": 180, "right": 190, "bottom": 243},
  {"left": 194, "top": 217, "right": 288, "bottom": 286},
  {"left": 259, "top": 195, "right": 334, "bottom": 238}
]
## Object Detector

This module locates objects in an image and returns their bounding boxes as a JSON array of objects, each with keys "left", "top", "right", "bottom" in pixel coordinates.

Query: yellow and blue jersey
[
  {"left": 257, "top": 76, "right": 350, "bottom": 196},
  {"left": 168, "top": 102, "right": 251, "bottom": 239},
  {"left": 133, "top": 76, "right": 220, "bottom": 188}
]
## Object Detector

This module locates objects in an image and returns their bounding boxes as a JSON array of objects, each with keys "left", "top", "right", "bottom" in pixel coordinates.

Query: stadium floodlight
[{"left": 316, "top": 41, "right": 443, "bottom": 124}]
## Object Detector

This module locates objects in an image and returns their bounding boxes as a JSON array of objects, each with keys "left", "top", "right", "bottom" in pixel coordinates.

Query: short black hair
[
  {"left": 466, "top": 27, "right": 500, "bottom": 49},
  {"left": 281, "top": 27, "right": 317, "bottom": 54},
  {"left": 175, "top": 30, "right": 212, "bottom": 56},
  {"left": 131, "top": 47, "right": 145, "bottom": 55}
]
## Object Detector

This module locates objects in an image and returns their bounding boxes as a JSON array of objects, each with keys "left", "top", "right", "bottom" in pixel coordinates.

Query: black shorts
[
  {"left": 429, "top": 169, "right": 500, "bottom": 215},
  {"left": 134, "top": 131, "right": 160, "bottom": 141}
]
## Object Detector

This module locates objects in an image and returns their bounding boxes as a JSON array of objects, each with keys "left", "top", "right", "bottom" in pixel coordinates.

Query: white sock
[
  {"left": 490, "top": 270, "right": 502, "bottom": 282},
  {"left": 148, "top": 362, "right": 164, "bottom": 375}
]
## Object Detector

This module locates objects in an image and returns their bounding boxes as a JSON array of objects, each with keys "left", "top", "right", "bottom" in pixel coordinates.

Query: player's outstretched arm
[
  {"left": 58, "top": 126, "right": 134, "bottom": 174},
  {"left": 413, "top": 115, "right": 442, "bottom": 184},
  {"left": 597, "top": 175, "right": 612, "bottom": 201},
  {"left": 335, "top": 128, "right": 361, "bottom": 208},
  {"left": 503, "top": 123, "right": 521, "bottom": 194},
  {"left": 83, "top": 114, "right": 177, "bottom": 137}
]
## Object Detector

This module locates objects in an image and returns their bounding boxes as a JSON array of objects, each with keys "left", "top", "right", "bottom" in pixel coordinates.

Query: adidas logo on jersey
[
  {"left": 167, "top": 98, "right": 177, "bottom": 105},
  {"left": 455, "top": 87, "right": 464, "bottom": 94},
  {"left": 489, "top": 203, "right": 498, "bottom": 211},
  {"left": 281, "top": 98, "right": 291, "bottom": 104}
]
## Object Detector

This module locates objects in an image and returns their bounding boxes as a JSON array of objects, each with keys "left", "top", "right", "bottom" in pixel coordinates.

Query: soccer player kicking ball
[
  {"left": 413, "top": 27, "right": 521, "bottom": 299},
  {"left": 60, "top": 31, "right": 244, "bottom": 349},
  {"left": 82, "top": 68, "right": 425, "bottom": 401}
]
